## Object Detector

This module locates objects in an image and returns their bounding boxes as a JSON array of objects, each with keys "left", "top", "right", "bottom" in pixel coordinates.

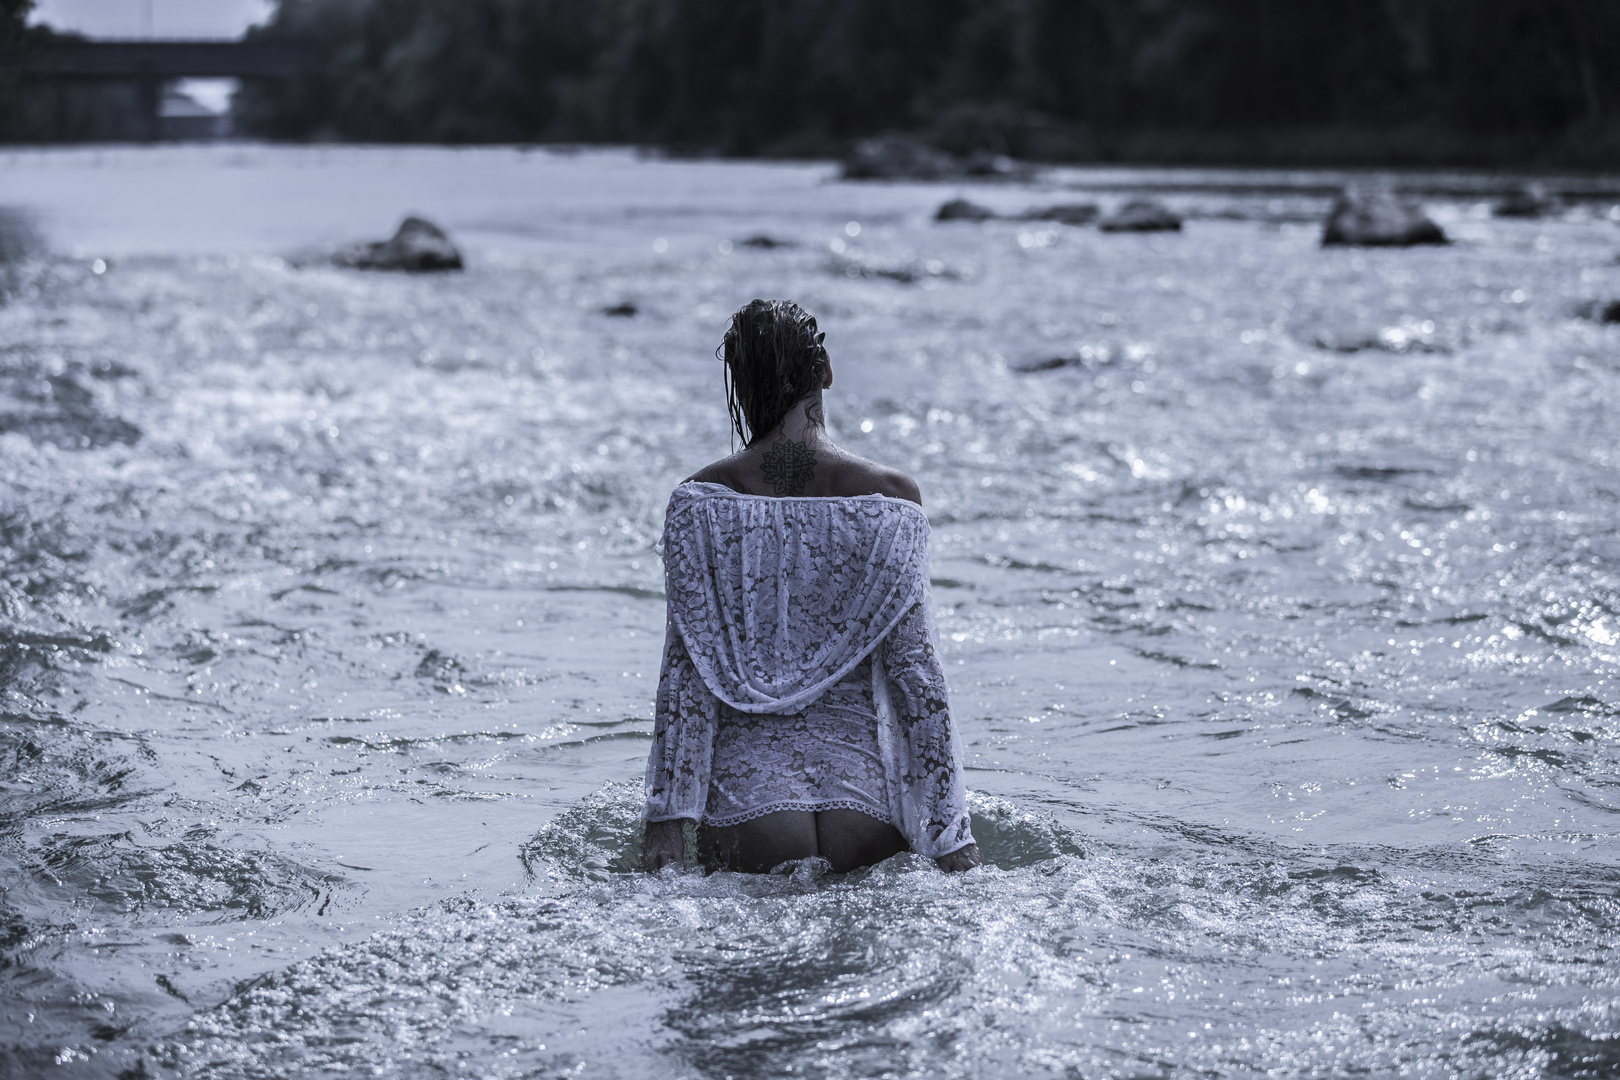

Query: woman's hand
[
  {"left": 935, "top": 843, "right": 981, "bottom": 873},
  {"left": 643, "top": 819, "right": 686, "bottom": 872}
]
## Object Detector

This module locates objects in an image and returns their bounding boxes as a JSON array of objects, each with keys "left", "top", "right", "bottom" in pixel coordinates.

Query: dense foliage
[
  {"left": 234, "top": 0, "right": 1620, "bottom": 163},
  {"left": 0, "top": 0, "right": 30, "bottom": 44},
  {"left": 5, "top": 0, "right": 1616, "bottom": 161},
  {"left": 0, "top": 0, "right": 151, "bottom": 142}
]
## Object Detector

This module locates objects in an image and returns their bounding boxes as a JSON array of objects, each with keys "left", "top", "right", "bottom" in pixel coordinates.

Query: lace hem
[{"left": 704, "top": 798, "right": 894, "bottom": 829}]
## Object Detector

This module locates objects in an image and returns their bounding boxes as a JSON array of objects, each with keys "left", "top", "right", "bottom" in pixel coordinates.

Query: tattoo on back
[{"left": 761, "top": 438, "right": 817, "bottom": 496}]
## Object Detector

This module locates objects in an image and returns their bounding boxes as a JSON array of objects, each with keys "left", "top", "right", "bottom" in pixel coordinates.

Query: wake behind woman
[{"left": 642, "top": 299, "right": 980, "bottom": 875}]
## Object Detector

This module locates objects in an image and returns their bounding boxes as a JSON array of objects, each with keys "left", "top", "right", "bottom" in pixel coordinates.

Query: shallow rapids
[{"left": 0, "top": 146, "right": 1618, "bottom": 1078}]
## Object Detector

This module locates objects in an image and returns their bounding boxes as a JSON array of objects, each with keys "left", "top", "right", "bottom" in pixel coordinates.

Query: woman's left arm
[{"left": 879, "top": 598, "right": 980, "bottom": 871}]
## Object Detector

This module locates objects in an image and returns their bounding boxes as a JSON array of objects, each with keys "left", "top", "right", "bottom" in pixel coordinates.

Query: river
[{"left": 1, "top": 145, "right": 1618, "bottom": 1078}]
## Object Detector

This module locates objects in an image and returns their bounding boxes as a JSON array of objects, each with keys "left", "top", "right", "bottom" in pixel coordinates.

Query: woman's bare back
[{"left": 686, "top": 397, "right": 921, "bottom": 504}]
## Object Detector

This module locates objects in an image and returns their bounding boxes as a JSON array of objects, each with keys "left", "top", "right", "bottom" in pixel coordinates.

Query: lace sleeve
[
  {"left": 643, "top": 620, "right": 717, "bottom": 823},
  {"left": 878, "top": 597, "right": 976, "bottom": 858}
]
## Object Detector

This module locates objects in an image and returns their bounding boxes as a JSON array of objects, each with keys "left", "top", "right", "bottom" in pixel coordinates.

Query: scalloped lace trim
[{"left": 705, "top": 799, "right": 893, "bottom": 829}]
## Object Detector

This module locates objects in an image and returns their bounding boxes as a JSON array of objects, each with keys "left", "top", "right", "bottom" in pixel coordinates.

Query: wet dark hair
[{"left": 719, "top": 299, "right": 828, "bottom": 447}]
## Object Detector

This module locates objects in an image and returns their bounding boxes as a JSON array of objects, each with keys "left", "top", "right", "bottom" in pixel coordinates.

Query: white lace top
[{"left": 643, "top": 482, "right": 976, "bottom": 859}]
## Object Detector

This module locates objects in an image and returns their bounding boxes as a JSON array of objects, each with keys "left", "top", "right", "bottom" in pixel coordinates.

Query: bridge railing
[
  {"left": 0, "top": 38, "right": 314, "bottom": 141},
  {"left": 0, "top": 39, "right": 313, "bottom": 80}
]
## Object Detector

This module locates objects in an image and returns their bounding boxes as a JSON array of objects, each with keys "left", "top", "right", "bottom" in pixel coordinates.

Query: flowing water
[{"left": 1, "top": 145, "right": 1619, "bottom": 1079}]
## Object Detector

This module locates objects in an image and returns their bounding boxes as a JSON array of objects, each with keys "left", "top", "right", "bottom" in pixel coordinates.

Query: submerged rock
[
  {"left": 841, "top": 134, "right": 1035, "bottom": 183},
  {"left": 841, "top": 133, "right": 963, "bottom": 181},
  {"left": 602, "top": 302, "right": 638, "bottom": 317},
  {"left": 1321, "top": 189, "right": 1446, "bottom": 247},
  {"left": 0, "top": 206, "right": 43, "bottom": 297},
  {"left": 1010, "top": 356, "right": 1072, "bottom": 373},
  {"left": 335, "top": 216, "right": 463, "bottom": 271},
  {"left": 1099, "top": 199, "right": 1182, "bottom": 232},
  {"left": 1575, "top": 299, "right": 1620, "bottom": 323},
  {"left": 739, "top": 235, "right": 794, "bottom": 249},
  {"left": 0, "top": 411, "right": 141, "bottom": 448},
  {"left": 830, "top": 254, "right": 954, "bottom": 283},
  {"left": 1493, "top": 183, "right": 1559, "bottom": 219},
  {"left": 1011, "top": 343, "right": 1118, "bottom": 373},
  {"left": 962, "top": 150, "right": 1037, "bottom": 181},
  {"left": 0, "top": 206, "right": 42, "bottom": 265},
  {"left": 935, "top": 198, "right": 996, "bottom": 222},
  {"left": 1308, "top": 322, "right": 1446, "bottom": 354},
  {"left": 1021, "top": 203, "right": 1099, "bottom": 226}
]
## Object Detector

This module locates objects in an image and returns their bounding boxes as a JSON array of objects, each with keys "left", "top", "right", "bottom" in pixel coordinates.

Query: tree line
[
  {"left": 234, "top": 0, "right": 1620, "bottom": 165},
  {"left": 1, "top": 0, "right": 153, "bottom": 142},
  {"left": 6, "top": 0, "right": 1619, "bottom": 164}
]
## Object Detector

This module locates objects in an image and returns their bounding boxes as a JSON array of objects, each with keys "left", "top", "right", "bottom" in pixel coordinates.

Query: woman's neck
[{"left": 757, "top": 394, "right": 828, "bottom": 449}]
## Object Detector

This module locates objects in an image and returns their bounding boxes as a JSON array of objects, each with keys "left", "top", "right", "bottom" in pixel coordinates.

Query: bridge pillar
[{"left": 135, "top": 68, "right": 162, "bottom": 142}]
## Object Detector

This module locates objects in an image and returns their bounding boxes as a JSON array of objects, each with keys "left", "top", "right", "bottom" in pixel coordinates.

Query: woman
[{"left": 642, "top": 299, "right": 980, "bottom": 874}]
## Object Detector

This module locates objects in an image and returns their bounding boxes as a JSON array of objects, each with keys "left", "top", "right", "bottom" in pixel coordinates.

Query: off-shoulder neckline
[{"left": 672, "top": 480, "right": 920, "bottom": 508}]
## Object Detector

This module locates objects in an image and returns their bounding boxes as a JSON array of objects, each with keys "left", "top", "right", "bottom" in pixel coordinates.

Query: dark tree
[{"left": 226, "top": 0, "right": 1620, "bottom": 165}]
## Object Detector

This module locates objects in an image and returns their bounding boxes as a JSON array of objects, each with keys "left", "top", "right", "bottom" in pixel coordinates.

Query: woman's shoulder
[
  {"left": 683, "top": 455, "right": 750, "bottom": 491},
  {"left": 836, "top": 457, "right": 921, "bottom": 504},
  {"left": 681, "top": 453, "right": 921, "bottom": 505}
]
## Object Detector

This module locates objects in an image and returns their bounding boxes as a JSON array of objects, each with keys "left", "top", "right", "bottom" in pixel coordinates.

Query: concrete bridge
[{"left": 0, "top": 39, "right": 313, "bottom": 139}]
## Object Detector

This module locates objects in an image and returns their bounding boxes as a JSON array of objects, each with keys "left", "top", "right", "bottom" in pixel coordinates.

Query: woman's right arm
[
  {"left": 642, "top": 623, "right": 716, "bottom": 870},
  {"left": 643, "top": 820, "right": 685, "bottom": 871}
]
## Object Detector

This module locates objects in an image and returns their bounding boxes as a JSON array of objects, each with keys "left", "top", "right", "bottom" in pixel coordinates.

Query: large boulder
[
  {"left": 1321, "top": 189, "right": 1445, "bottom": 247},
  {"left": 335, "top": 216, "right": 463, "bottom": 271},
  {"left": 841, "top": 134, "right": 963, "bottom": 181},
  {"left": 935, "top": 198, "right": 996, "bottom": 222},
  {"left": 1099, "top": 199, "right": 1181, "bottom": 232}
]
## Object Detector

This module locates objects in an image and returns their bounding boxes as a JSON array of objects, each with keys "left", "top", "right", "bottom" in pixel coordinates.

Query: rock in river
[
  {"left": 962, "top": 151, "right": 1036, "bottom": 181},
  {"left": 841, "top": 134, "right": 963, "bottom": 181},
  {"left": 335, "top": 216, "right": 463, "bottom": 271},
  {"left": 1493, "top": 183, "right": 1559, "bottom": 219},
  {"left": 1099, "top": 199, "right": 1182, "bottom": 232},
  {"left": 1021, "top": 203, "right": 1099, "bottom": 226},
  {"left": 935, "top": 198, "right": 997, "bottom": 222},
  {"left": 1321, "top": 189, "right": 1445, "bottom": 247},
  {"left": 1575, "top": 298, "right": 1620, "bottom": 323}
]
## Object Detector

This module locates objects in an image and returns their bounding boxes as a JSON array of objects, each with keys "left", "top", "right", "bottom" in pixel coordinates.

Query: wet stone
[
  {"left": 841, "top": 133, "right": 964, "bottom": 181},
  {"left": 0, "top": 411, "right": 141, "bottom": 448},
  {"left": 1321, "top": 188, "right": 1446, "bottom": 246},
  {"left": 0, "top": 206, "right": 43, "bottom": 265},
  {"left": 1099, "top": 198, "right": 1182, "bottom": 232},
  {"left": 334, "top": 215, "right": 464, "bottom": 272},
  {"left": 935, "top": 198, "right": 996, "bottom": 222},
  {"left": 1572, "top": 299, "right": 1620, "bottom": 323},
  {"left": 1020, "top": 203, "right": 1099, "bottom": 226},
  {"left": 1493, "top": 183, "right": 1560, "bottom": 219},
  {"left": 961, "top": 151, "right": 1036, "bottom": 181},
  {"left": 1011, "top": 356, "right": 1073, "bottom": 373}
]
